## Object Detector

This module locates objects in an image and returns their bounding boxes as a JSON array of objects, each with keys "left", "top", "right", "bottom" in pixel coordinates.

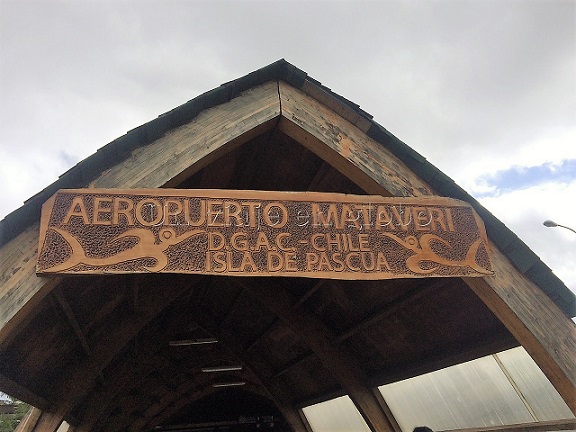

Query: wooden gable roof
[{"left": 0, "top": 60, "right": 574, "bottom": 432}]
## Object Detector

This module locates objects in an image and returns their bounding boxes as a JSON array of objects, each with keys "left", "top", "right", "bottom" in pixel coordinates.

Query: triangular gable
[
  {"left": 0, "top": 60, "right": 574, "bottom": 428},
  {"left": 1, "top": 60, "right": 572, "bottom": 316}
]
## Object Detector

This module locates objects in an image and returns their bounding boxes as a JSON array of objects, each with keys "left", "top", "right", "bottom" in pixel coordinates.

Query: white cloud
[{"left": 479, "top": 180, "right": 576, "bottom": 293}]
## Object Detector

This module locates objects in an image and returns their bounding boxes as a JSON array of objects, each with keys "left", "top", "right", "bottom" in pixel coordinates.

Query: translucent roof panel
[
  {"left": 494, "top": 348, "right": 574, "bottom": 420},
  {"left": 378, "top": 347, "right": 574, "bottom": 431},
  {"left": 302, "top": 395, "right": 371, "bottom": 432}
]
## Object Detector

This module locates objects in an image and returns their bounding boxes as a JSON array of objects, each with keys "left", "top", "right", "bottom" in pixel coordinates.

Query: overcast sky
[{"left": 1, "top": 0, "right": 575, "bottom": 294}]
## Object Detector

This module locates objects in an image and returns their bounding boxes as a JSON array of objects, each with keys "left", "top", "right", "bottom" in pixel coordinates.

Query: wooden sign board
[{"left": 37, "top": 189, "right": 493, "bottom": 279}]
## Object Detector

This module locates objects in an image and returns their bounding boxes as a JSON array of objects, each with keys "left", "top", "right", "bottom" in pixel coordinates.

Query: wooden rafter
[
  {"left": 465, "top": 249, "right": 576, "bottom": 413},
  {"left": 0, "top": 372, "right": 50, "bottom": 411},
  {"left": 53, "top": 288, "right": 92, "bottom": 356},
  {"left": 190, "top": 308, "right": 311, "bottom": 432},
  {"left": 240, "top": 279, "right": 396, "bottom": 432},
  {"left": 32, "top": 277, "right": 195, "bottom": 432},
  {"left": 335, "top": 280, "right": 445, "bottom": 343},
  {"left": 218, "top": 287, "right": 246, "bottom": 329}
]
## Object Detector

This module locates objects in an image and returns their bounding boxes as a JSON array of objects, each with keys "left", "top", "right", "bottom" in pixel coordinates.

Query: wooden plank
[
  {"left": 300, "top": 80, "right": 373, "bottom": 133},
  {"left": 93, "top": 81, "right": 280, "bottom": 190},
  {"left": 36, "top": 189, "right": 492, "bottom": 281},
  {"left": 29, "top": 410, "right": 65, "bottom": 432},
  {"left": 0, "top": 228, "right": 61, "bottom": 349},
  {"left": 464, "top": 247, "right": 576, "bottom": 414},
  {"left": 14, "top": 407, "right": 42, "bottom": 432}
]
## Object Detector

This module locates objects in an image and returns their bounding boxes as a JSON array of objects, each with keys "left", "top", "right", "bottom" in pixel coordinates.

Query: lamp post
[{"left": 543, "top": 220, "right": 576, "bottom": 235}]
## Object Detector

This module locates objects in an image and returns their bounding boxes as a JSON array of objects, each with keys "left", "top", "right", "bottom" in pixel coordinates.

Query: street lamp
[{"left": 543, "top": 220, "right": 576, "bottom": 234}]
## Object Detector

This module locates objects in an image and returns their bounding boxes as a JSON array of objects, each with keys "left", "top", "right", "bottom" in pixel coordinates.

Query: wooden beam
[
  {"left": 240, "top": 279, "right": 396, "bottom": 432},
  {"left": 246, "top": 318, "right": 278, "bottom": 352},
  {"left": 295, "top": 280, "right": 326, "bottom": 307},
  {"left": 464, "top": 247, "right": 576, "bottom": 414},
  {"left": 15, "top": 407, "right": 42, "bottom": 432},
  {"left": 273, "top": 351, "right": 314, "bottom": 379},
  {"left": 218, "top": 287, "right": 245, "bottom": 329},
  {"left": 0, "top": 225, "right": 62, "bottom": 350},
  {"left": 335, "top": 280, "right": 444, "bottom": 343},
  {"left": 95, "top": 81, "right": 280, "bottom": 190},
  {"left": 31, "top": 276, "right": 194, "bottom": 431},
  {"left": 52, "top": 287, "right": 107, "bottom": 386},
  {"left": 30, "top": 410, "right": 65, "bottom": 432},
  {"left": 247, "top": 280, "right": 325, "bottom": 353},
  {"left": 0, "top": 371, "right": 51, "bottom": 411},
  {"left": 273, "top": 280, "right": 442, "bottom": 379},
  {"left": 53, "top": 288, "right": 92, "bottom": 356}
]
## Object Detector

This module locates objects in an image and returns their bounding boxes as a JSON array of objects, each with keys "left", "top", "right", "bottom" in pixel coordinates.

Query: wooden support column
[
  {"left": 15, "top": 408, "right": 43, "bottom": 432},
  {"left": 464, "top": 247, "right": 576, "bottom": 413},
  {"left": 30, "top": 410, "right": 65, "bottom": 432},
  {"left": 241, "top": 280, "right": 396, "bottom": 432},
  {"left": 0, "top": 224, "right": 62, "bottom": 350}
]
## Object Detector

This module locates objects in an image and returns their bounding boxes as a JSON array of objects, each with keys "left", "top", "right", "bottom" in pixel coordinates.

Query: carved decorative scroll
[{"left": 37, "top": 189, "right": 493, "bottom": 279}]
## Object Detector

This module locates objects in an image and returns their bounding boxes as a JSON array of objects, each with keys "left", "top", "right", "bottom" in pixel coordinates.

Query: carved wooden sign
[{"left": 37, "top": 189, "right": 493, "bottom": 279}]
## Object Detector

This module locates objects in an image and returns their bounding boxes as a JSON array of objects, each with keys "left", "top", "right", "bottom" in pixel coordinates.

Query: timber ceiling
[{"left": 1, "top": 129, "right": 518, "bottom": 431}]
